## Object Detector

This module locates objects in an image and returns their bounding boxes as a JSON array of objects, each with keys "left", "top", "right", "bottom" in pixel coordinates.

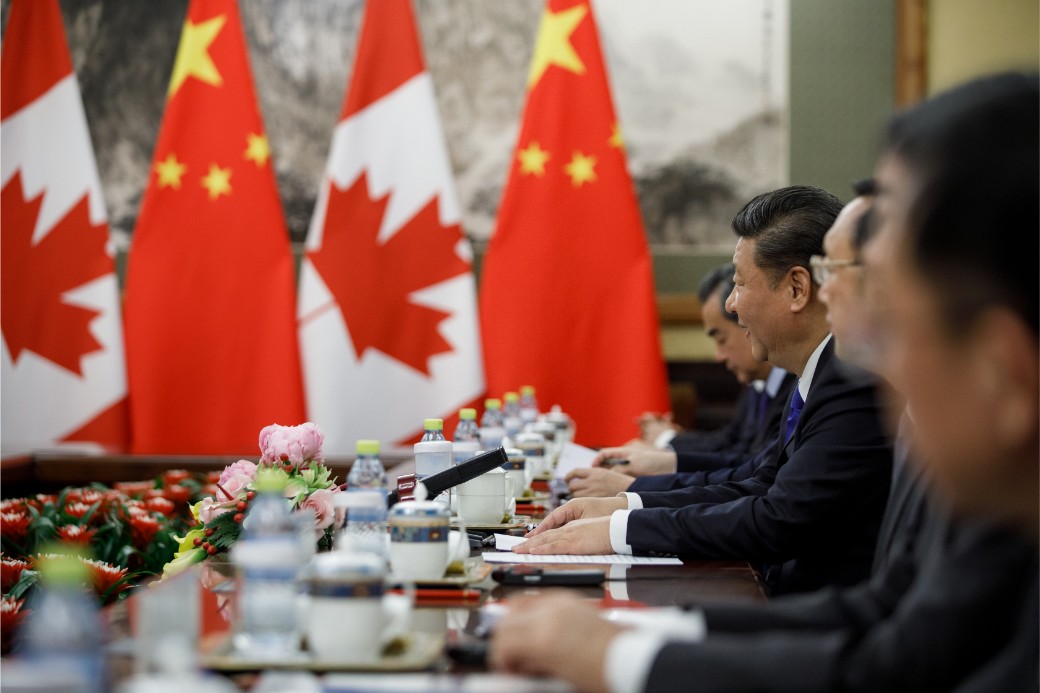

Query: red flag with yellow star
[
  {"left": 123, "top": 0, "right": 304, "bottom": 453},
  {"left": 479, "top": 0, "right": 668, "bottom": 446}
]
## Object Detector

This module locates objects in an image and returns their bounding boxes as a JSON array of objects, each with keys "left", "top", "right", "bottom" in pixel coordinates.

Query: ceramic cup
[
  {"left": 388, "top": 498, "right": 453, "bottom": 581},
  {"left": 502, "top": 449, "right": 528, "bottom": 502},
  {"left": 304, "top": 552, "right": 402, "bottom": 663},
  {"left": 457, "top": 467, "right": 516, "bottom": 525}
]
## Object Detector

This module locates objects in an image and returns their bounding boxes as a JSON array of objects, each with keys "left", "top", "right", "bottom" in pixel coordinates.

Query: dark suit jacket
[
  {"left": 629, "top": 373, "right": 797, "bottom": 493},
  {"left": 642, "top": 500, "right": 1038, "bottom": 692},
  {"left": 625, "top": 340, "right": 893, "bottom": 593},
  {"left": 666, "top": 371, "right": 796, "bottom": 457}
]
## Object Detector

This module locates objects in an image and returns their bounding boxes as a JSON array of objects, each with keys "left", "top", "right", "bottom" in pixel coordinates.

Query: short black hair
[
  {"left": 731, "top": 185, "right": 844, "bottom": 287},
  {"left": 848, "top": 179, "right": 878, "bottom": 255},
  {"left": 696, "top": 263, "right": 738, "bottom": 324},
  {"left": 886, "top": 72, "right": 1039, "bottom": 336}
]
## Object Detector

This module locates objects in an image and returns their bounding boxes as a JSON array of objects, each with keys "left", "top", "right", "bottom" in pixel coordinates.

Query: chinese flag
[
  {"left": 480, "top": 0, "right": 668, "bottom": 447},
  {"left": 124, "top": 0, "right": 305, "bottom": 453},
  {"left": 297, "top": 0, "right": 485, "bottom": 454},
  {"left": 1, "top": 0, "right": 129, "bottom": 451}
]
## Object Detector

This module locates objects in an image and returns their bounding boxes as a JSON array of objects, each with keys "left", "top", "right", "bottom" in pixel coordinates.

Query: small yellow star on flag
[
  {"left": 527, "top": 5, "right": 587, "bottom": 88},
  {"left": 168, "top": 15, "right": 226, "bottom": 98},
  {"left": 609, "top": 122, "right": 624, "bottom": 149},
  {"left": 518, "top": 142, "right": 550, "bottom": 176},
  {"left": 244, "top": 133, "right": 270, "bottom": 166},
  {"left": 201, "top": 163, "right": 232, "bottom": 200},
  {"left": 155, "top": 153, "right": 187, "bottom": 189},
  {"left": 564, "top": 151, "right": 597, "bottom": 187}
]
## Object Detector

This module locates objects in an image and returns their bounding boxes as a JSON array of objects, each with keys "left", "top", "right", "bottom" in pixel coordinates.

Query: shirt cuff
[
  {"left": 653, "top": 428, "right": 677, "bottom": 449},
  {"left": 605, "top": 630, "right": 669, "bottom": 693},
  {"left": 621, "top": 492, "right": 643, "bottom": 510},
  {"left": 609, "top": 509, "right": 634, "bottom": 555}
]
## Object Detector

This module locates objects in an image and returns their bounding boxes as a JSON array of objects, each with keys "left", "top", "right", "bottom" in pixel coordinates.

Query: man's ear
[
  {"left": 974, "top": 309, "right": 1040, "bottom": 452},
  {"left": 788, "top": 266, "right": 813, "bottom": 313}
]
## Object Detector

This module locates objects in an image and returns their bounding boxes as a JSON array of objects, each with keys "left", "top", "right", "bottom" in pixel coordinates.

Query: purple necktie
[{"left": 784, "top": 388, "right": 805, "bottom": 443}]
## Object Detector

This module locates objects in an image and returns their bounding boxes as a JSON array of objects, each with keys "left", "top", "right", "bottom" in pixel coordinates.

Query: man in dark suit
[
  {"left": 567, "top": 265, "right": 796, "bottom": 498},
  {"left": 489, "top": 73, "right": 1039, "bottom": 693},
  {"left": 518, "top": 185, "right": 894, "bottom": 595}
]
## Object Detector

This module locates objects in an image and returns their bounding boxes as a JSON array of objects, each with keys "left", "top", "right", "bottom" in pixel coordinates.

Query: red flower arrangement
[{"left": 0, "top": 469, "right": 214, "bottom": 653}]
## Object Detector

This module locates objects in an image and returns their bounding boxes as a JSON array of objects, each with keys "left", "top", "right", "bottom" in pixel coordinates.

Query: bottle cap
[
  {"left": 504, "top": 392, "right": 519, "bottom": 403},
  {"left": 521, "top": 385, "right": 536, "bottom": 396},
  {"left": 423, "top": 418, "right": 444, "bottom": 431},
  {"left": 356, "top": 439, "right": 380, "bottom": 455},
  {"left": 459, "top": 408, "right": 477, "bottom": 420},
  {"left": 36, "top": 551, "right": 89, "bottom": 587},
  {"left": 485, "top": 398, "right": 501, "bottom": 409}
]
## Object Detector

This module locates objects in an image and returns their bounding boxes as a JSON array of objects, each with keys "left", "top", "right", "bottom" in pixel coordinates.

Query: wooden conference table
[
  {"left": 4, "top": 450, "right": 766, "bottom": 686},
  {"left": 104, "top": 534, "right": 766, "bottom": 689}
]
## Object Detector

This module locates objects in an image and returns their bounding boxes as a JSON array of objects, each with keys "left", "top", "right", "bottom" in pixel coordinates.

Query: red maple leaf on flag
[
  {"left": 308, "top": 172, "right": 470, "bottom": 376},
  {"left": 1, "top": 171, "right": 111, "bottom": 376}
]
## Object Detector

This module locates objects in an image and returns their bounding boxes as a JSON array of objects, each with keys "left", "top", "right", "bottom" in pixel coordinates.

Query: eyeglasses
[{"left": 810, "top": 255, "right": 861, "bottom": 285}]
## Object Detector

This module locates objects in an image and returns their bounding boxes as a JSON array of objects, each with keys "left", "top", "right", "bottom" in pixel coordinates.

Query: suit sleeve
[
  {"left": 628, "top": 451, "right": 765, "bottom": 493},
  {"left": 624, "top": 377, "right": 891, "bottom": 561}
]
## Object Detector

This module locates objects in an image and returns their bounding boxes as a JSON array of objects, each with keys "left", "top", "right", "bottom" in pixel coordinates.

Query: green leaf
[
  {"left": 205, "top": 511, "right": 242, "bottom": 552},
  {"left": 7, "top": 568, "right": 38, "bottom": 601}
]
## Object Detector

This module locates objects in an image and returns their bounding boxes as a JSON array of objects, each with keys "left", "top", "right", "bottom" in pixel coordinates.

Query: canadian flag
[
  {"left": 0, "top": 0, "right": 129, "bottom": 451},
  {"left": 297, "top": 0, "right": 485, "bottom": 454}
]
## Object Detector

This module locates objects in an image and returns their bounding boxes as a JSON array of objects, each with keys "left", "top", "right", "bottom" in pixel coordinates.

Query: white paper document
[
  {"left": 554, "top": 442, "right": 599, "bottom": 480},
  {"left": 483, "top": 551, "right": 682, "bottom": 566}
]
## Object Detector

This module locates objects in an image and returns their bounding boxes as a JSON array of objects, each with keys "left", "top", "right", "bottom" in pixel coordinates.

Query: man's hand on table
[
  {"left": 591, "top": 446, "right": 678, "bottom": 477},
  {"left": 514, "top": 516, "right": 614, "bottom": 555},
  {"left": 489, "top": 592, "right": 624, "bottom": 693},
  {"left": 566, "top": 467, "right": 635, "bottom": 498},
  {"left": 513, "top": 496, "right": 627, "bottom": 555}
]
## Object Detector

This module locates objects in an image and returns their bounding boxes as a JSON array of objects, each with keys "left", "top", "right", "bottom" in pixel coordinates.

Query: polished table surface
[{"left": 105, "top": 551, "right": 766, "bottom": 689}]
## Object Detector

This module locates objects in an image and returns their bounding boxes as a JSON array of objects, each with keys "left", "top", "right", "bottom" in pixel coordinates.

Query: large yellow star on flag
[
  {"left": 201, "top": 163, "right": 232, "bottom": 200},
  {"left": 244, "top": 133, "right": 270, "bottom": 167},
  {"left": 155, "top": 153, "right": 187, "bottom": 189},
  {"left": 527, "top": 5, "right": 588, "bottom": 89},
  {"left": 168, "top": 15, "right": 227, "bottom": 98},
  {"left": 564, "top": 151, "right": 597, "bottom": 187},
  {"left": 518, "top": 142, "right": 550, "bottom": 176}
]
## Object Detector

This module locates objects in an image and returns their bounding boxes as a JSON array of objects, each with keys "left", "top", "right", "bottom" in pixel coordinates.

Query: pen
[{"left": 412, "top": 588, "right": 483, "bottom": 602}]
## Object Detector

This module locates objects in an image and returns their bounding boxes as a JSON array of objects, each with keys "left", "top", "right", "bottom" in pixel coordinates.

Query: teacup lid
[
  {"left": 307, "top": 551, "right": 385, "bottom": 581},
  {"left": 505, "top": 448, "right": 524, "bottom": 461},
  {"left": 389, "top": 482, "right": 451, "bottom": 518}
]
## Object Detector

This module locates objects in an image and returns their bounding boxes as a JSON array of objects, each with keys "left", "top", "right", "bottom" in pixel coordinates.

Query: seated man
[
  {"left": 489, "top": 72, "right": 1039, "bottom": 692},
  {"left": 520, "top": 185, "right": 894, "bottom": 595},
  {"left": 567, "top": 264, "right": 795, "bottom": 498}
]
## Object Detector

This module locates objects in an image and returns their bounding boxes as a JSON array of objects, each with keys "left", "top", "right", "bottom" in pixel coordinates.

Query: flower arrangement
[
  {"left": 161, "top": 422, "right": 341, "bottom": 580},
  {"left": 0, "top": 470, "right": 210, "bottom": 652}
]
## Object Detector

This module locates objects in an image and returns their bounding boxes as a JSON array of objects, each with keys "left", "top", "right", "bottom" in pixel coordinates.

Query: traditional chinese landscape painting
[{"left": 1, "top": 0, "right": 788, "bottom": 252}]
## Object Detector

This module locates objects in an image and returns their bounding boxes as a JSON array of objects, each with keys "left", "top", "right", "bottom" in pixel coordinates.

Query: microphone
[{"left": 387, "top": 447, "right": 508, "bottom": 506}]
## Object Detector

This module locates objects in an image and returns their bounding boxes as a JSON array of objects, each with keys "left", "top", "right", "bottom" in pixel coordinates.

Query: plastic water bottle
[
  {"left": 340, "top": 439, "right": 389, "bottom": 559},
  {"left": 452, "top": 408, "right": 481, "bottom": 465},
  {"left": 232, "top": 492, "right": 301, "bottom": 657},
  {"left": 519, "top": 385, "right": 540, "bottom": 424},
  {"left": 415, "top": 418, "right": 452, "bottom": 480},
  {"left": 480, "top": 398, "right": 506, "bottom": 449},
  {"left": 18, "top": 553, "right": 105, "bottom": 693},
  {"left": 502, "top": 392, "right": 523, "bottom": 439}
]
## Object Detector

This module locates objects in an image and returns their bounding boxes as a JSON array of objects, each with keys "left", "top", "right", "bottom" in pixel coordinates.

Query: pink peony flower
[
  {"left": 258, "top": 423, "right": 324, "bottom": 466},
  {"left": 217, "top": 460, "right": 257, "bottom": 499},
  {"left": 197, "top": 497, "right": 233, "bottom": 524},
  {"left": 299, "top": 487, "right": 337, "bottom": 531}
]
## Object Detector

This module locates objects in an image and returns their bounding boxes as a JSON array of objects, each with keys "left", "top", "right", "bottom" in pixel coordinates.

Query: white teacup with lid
[
  {"left": 304, "top": 552, "right": 400, "bottom": 663},
  {"left": 388, "top": 483, "right": 457, "bottom": 581}
]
